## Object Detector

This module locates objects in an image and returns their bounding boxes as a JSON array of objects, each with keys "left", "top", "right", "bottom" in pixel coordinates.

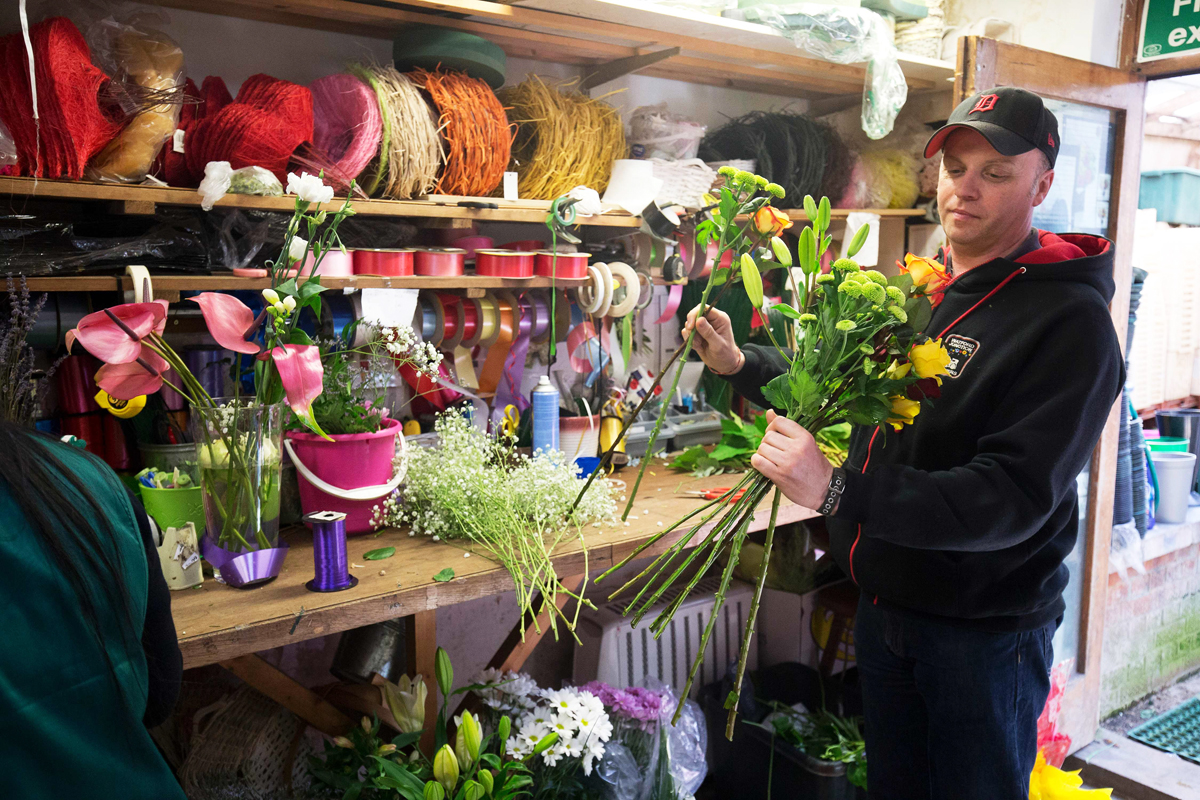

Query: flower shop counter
[{"left": 172, "top": 467, "right": 818, "bottom": 670}]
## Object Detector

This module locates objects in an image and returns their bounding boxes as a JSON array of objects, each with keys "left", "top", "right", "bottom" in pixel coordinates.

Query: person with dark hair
[{"left": 0, "top": 419, "right": 186, "bottom": 797}]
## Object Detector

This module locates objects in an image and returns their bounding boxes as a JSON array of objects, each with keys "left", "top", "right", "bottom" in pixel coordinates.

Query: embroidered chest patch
[{"left": 943, "top": 334, "right": 980, "bottom": 378}]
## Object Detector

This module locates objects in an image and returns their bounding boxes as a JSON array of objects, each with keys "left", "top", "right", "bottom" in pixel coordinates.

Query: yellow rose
[
  {"left": 888, "top": 395, "right": 921, "bottom": 431},
  {"left": 753, "top": 206, "right": 793, "bottom": 236},
  {"left": 884, "top": 360, "right": 911, "bottom": 380},
  {"left": 900, "top": 254, "right": 951, "bottom": 306},
  {"left": 908, "top": 338, "right": 952, "bottom": 381}
]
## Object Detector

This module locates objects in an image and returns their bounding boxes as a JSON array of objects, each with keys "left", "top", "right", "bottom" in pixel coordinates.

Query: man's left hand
[{"left": 750, "top": 410, "right": 834, "bottom": 511}]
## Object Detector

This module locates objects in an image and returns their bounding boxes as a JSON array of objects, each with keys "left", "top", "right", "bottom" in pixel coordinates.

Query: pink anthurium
[
  {"left": 65, "top": 300, "right": 168, "bottom": 364},
  {"left": 189, "top": 292, "right": 264, "bottom": 355},
  {"left": 95, "top": 344, "right": 169, "bottom": 400},
  {"left": 270, "top": 344, "right": 329, "bottom": 437}
]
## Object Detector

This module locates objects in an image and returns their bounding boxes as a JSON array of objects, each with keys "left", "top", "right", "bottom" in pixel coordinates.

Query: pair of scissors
[
  {"left": 683, "top": 487, "right": 747, "bottom": 504},
  {"left": 500, "top": 404, "right": 520, "bottom": 437}
]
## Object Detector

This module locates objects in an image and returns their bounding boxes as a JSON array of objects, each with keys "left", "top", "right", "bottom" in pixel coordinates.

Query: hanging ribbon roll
[
  {"left": 575, "top": 262, "right": 614, "bottom": 317},
  {"left": 493, "top": 291, "right": 551, "bottom": 416},
  {"left": 478, "top": 290, "right": 516, "bottom": 396},
  {"left": 605, "top": 262, "right": 640, "bottom": 319}
]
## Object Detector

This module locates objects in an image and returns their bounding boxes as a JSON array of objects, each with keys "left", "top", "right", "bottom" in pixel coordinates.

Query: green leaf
[
  {"left": 771, "top": 302, "right": 802, "bottom": 320},
  {"left": 888, "top": 273, "right": 914, "bottom": 293},
  {"left": 710, "top": 266, "right": 733, "bottom": 286},
  {"left": 365, "top": 547, "right": 396, "bottom": 561},
  {"left": 480, "top": 753, "right": 502, "bottom": 770},
  {"left": 392, "top": 732, "right": 423, "bottom": 750},
  {"left": 719, "top": 186, "right": 737, "bottom": 222},
  {"left": 724, "top": 690, "right": 740, "bottom": 710},
  {"left": 761, "top": 374, "right": 793, "bottom": 413},
  {"left": 903, "top": 296, "right": 932, "bottom": 334},
  {"left": 287, "top": 328, "right": 314, "bottom": 346},
  {"left": 709, "top": 444, "right": 751, "bottom": 461},
  {"left": 372, "top": 758, "right": 425, "bottom": 800},
  {"left": 820, "top": 234, "right": 832, "bottom": 258},
  {"left": 847, "top": 221, "right": 871, "bottom": 257},
  {"left": 803, "top": 195, "right": 818, "bottom": 222},
  {"left": 275, "top": 277, "right": 299, "bottom": 297},
  {"left": 789, "top": 369, "right": 822, "bottom": 415},
  {"left": 343, "top": 784, "right": 363, "bottom": 800},
  {"left": 433, "top": 568, "right": 455, "bottom": 582},
  {"left": 739, "top": 254, "right": 764, "bottom": 309},
  {"left": 300, "top": 279, "right": 329, "bottom": 301}
]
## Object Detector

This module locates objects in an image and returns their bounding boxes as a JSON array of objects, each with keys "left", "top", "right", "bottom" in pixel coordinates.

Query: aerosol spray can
[{"left": 531, "top": 375, "right": 560, "bottom": 454}]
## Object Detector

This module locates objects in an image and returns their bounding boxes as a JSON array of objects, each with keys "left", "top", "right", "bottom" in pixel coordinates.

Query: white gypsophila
[{"left": 287, "top": 171, "right": 335, "bottom": 205}]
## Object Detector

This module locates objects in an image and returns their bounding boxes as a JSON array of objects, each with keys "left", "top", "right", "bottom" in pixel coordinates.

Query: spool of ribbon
[
  {"left": 566, "top": 314, "right": 626, "bottom": 388},
  {"left": 450, "top": 295, "right": 483, "bottom": 390},
  {"left": 494, "top": 291, "right": 551, "bottom": 415},
  {"left": 475, "top": 249, "right": 534, "bottom": 278},
  {"left": 399, "top": 294, "right": 449, "bottom": 411},
  {"left": 200, "top": 534, "right": 290, "bottom": 589},
  {"left": 414, "top": 248, "right": 466, "bottom": 276},
  {"left": 605, "top": 261, "right": 640, "bottom": 318},
  {"left": 535, "top": 251, "right": 589, "bottom": 280},
  {"left": 654, "top": 283, "right": 685, "bottom": 325},
  {"left": 304, "top": 511, "right": 358, "bottom": 592},
  {"left": 478, "top": 290, "right": 516, "bottom": 395},
  {"left": 634, "top": 268, "right": 654, "bottom": 311},
  {"left": 575, "top": 262, "right": 613, "bottom": 317}
]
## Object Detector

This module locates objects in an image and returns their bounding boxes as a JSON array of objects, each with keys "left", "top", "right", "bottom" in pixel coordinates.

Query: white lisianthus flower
[
  {"left": 288, "top": 236, "right": 309, "bottom": 264},
  {"left": 287, "top": 171, "right": 335, "bottom": 205}
]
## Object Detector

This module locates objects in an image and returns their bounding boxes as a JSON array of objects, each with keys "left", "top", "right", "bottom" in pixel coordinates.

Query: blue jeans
[{"left": 854, "top": 595, "right": 1054, "bottom": 800}]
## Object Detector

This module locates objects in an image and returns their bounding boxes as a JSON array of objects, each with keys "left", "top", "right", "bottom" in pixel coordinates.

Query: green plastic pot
[
  {"left": 1147, "top": 437, "right": 1189, "bottom": 453},
  {"left": 139, "top": 485, "right": 205, "bottom": 533}
]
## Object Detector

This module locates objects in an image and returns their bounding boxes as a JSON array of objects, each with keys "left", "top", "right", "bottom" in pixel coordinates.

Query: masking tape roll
[
  {"left": 575, "top": 262, "right": 613, "bottom": 317},
  {"left": 605, "top": 261, "right": 639, "bottom": 318}
]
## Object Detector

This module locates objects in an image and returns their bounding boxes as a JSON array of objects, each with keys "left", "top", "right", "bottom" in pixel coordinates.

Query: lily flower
[
  {"left": 189, "top": 293, "right": 264, "bottom": 354},
  {"left": 382, "top": 674, "right": 428, "bottom": 734}
]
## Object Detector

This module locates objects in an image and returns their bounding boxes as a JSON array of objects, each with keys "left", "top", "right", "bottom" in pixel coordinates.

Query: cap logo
[
  {"left": 970, "top": 94, "right": 998, "bottom": 114},
  {"left": 1048, "top": 132, "right": 1055, "bottom": 148}
]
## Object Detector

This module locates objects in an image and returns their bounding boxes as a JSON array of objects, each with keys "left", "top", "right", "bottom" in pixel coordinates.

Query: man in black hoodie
[{"left": 684, "top": 88, "right": 1124, "bottom": 798}]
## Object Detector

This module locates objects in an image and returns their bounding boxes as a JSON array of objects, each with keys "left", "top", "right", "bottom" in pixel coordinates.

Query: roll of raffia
[
  {"left": 310, "top": 74, "right": 382, "bottom": 185},
  {"left": 499, "top": 76, "right": 625, "bottom": 200},
  {"left": 410, "top": 68, "right": 511, "bottom": 197},
  {"left": 184, "top": 74, "right": 313, "bottom": 184},
  {"left": 348, "top": 63, "right": 442, "bottom": 199},
  {"left": 0, "top": 17, "right": 123, "bottom": 179}
]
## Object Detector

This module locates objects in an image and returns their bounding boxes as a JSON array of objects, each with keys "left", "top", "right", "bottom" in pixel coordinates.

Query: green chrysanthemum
[
  {"left": 888, "top": 305, "right": 908, "bottom": 323},
  {"left": 766, "top": 183, "right": 786, "bottom": 199},
  {"left": 833, "top": 258, "right": 861, "bottom": 272},
  {"left": 885, "top": 285, "right": 905, "bottom": 304},
  {"left": 863, "top": 283, "right": 887, "bottom": 304},
  {"left": 816, "top": 273, "right": 835, "bottom": 284},
  {"left": 837, "top": 281, "right": 862, "bottom": 297},
  {"left": 753, "top": 174, "right": 769, "bottom": 188},
  {"left": 847, "top": 271, "right": 871, "bottom": 283},
  {"left": 717, "top": 165, "right": 736, "bottom": 178},
  {"left": 836, "top": 319, "right": 856, "bottom": 332},
  {"left": 865, "top": 270, "right": 888, "bottom": 285},
  {"left": 734, "top": 170, "right": 755, "bottom": 185},
  {"left": 799, "top": 313, "right": 817, "bottom": 323}
]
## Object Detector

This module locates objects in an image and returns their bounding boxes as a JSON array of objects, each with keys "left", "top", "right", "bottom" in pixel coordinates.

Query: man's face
[{"left": 937, "top": 128, "right": 1054, "bottom": 254}]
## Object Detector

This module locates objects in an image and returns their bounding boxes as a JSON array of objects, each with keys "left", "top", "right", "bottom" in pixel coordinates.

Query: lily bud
[
  {"left": 261, "top": 288, "right": 280, "bottom": 305},
  {"left": 532, "top": 732, "right": 559, "bottom": 757},
  {"left": 423, "top": 781, "right": 445, "bottom": 800},
  {"left": 333, "top": 736, "right": 354, "bottom": 749},
  {"left": 497, "top": 715, "right": 511, "bottom": 747},
  {"left": 362, "top": 716, "right": 372, "bottom": 734},
  {"left": 455, "top": 711, "right": 482, "bottom": 770},
  {"left": 463, "top": 780, "right": 486, "bottom": 800},
  {"left": 433, "top": 744, "right": 459, "bottom": 793},
  {"left": 478, "top": 769, "right": 494, "bottom": 796},
  {"left": 434, "top": 647, "right": 453, "bottom": 698},
  {"left": 376, "top": 743, "right": 397, "bottom": 756},
  {"left": 282, "top": 295, "right": 297, "bottom": 312},
  {"left": 770, "top": 236, "right": 792, "bottom": 268}
]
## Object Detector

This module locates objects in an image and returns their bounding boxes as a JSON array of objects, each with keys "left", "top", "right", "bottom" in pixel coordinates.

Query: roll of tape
[
  {"left": 635, "top": 268, "right": 654, "bottom": 311},
  {"left": 575, "top": 262, "right": 613, "bottom": 317},
  {"left": 605, "top": 261, "right": 639, "bottom": 318}
]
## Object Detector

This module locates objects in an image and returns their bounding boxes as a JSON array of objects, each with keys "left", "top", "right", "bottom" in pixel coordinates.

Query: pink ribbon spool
[
  {"left": 414, "top": 248, "right": 466, "bottom": 277},
  {"left": 303, "top": 249, "right": 355, "bottom": 277},
  {"left": 450, "top": 235, "right": 495, "bottom": 260},
  {"left": 535, "top": 251, "right": 589, "bottom": 279},
  {"left": 502, "top": 239, "right": 545, "bottom": 252},
  {"left": 353, "top": 248, "right": 415, "bottom": 276},
  {"left": 475, "top": 249, "right": 534, "bottom": 278}
]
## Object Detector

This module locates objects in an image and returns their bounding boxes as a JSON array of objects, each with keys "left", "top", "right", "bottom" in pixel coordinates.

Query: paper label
[
  {"left": 173, "top": 542, "right": 184, "bottom": 560},
  {"left": 172, "top": 128, "right": 185, "bottom": 153},
  {"left": 503, "top": 171, "right": 518, "bottom": 201},
  {"left": 181, "top": 552, "right": 200, "bottom": 571},
  {"left": 360, "top": 288, "right": 419, "bottom": 328}
]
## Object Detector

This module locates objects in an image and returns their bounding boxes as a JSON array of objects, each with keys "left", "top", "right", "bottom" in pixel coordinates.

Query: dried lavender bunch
[{"left": 0, "top": 277, "right": 61, "bottom": 426}]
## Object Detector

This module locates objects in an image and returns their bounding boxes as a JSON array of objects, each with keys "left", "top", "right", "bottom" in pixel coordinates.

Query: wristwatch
[{"left": 817, "top": 467, "right": 847, "bottom": 515}]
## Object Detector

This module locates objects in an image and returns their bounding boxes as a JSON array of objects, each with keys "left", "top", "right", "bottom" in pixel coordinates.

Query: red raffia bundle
[
  {"left": 0, "top": 17, "right": 123, "bottom": 179},
  {"left": 410, "top": 68, "right": 511, "bottom": 197},
  {"left": 184, "top": 73, "right": 312, "bottom": 184},
  {"left": 310, "top": 73, "right": 381, "bottom": 185},
  {"left": 157, "top": 76, "right": 233, "bottom": 186}
]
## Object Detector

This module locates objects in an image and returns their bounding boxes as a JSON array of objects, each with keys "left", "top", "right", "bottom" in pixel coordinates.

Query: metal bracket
[{"left": 581, "top": 46, "right": 682, "bottom": 93}]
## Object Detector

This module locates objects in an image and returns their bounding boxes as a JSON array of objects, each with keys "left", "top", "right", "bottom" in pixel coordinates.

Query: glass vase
[{"left": 191, "top": 400, "right": 284, "bottom": 553}]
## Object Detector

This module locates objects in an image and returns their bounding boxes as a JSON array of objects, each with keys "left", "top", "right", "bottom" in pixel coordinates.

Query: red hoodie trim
[{"left": 1015, "top": 230, "right": 1110, "bottom": 264}]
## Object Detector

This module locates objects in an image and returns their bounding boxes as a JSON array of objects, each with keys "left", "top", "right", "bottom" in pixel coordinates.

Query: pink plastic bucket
[{"left": 284, "top": 417, "right": 405, "bottom": 534}]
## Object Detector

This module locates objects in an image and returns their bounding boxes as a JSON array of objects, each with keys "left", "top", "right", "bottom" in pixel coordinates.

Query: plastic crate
[{"left": 1140, "top": 169, "right": 1200, "bottom": 226}]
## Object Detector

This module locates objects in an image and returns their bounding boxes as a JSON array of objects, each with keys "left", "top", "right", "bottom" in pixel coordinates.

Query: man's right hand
[{"left": 683, "top": 305, "right": 744, "bottom": 375}]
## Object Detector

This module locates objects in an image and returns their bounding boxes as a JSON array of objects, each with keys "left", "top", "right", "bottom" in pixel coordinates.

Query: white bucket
[
  {"left": 602, "top": 160, "right": 664, "bottom": 216},
  {"left": 560, "top": 414, "right": 600, "bottom": 461},
  {"left": 1153, "top": 451, "right": 1197, "bottom": 524}
]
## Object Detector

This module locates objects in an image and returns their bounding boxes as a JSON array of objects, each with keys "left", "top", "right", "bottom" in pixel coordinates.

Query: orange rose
[
  {"left": 899, "top": 254, "right": 951, "bottom": 306},
  {"left": 753, "top": 206, "right": 793, "bottom": 237}
]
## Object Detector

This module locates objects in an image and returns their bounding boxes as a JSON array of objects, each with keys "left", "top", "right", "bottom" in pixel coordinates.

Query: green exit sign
[{"left": 1140, "top": 0, "right": 1200, "bottom": 62}]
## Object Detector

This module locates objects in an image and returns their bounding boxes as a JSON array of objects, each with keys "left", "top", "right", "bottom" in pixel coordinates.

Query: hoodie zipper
[{"left": 847, "top": 266, "right": 1027, "bottom": 586}]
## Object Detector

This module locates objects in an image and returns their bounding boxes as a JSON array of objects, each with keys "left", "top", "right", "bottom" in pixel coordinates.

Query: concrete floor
[{"left": 1103, "top": 667, "right": 1200, "bottom": 736}]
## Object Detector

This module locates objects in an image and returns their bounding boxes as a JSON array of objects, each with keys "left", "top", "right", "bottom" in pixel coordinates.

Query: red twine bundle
[
  {"left": 0, "top": 17, "right": 123, "bottom": 179},
  {"left": 183, "top": 73, "right": 312, "bottom": 184},
  {"left": 310, "top": 73, "right": 381, "bottom": 187},
  {"left": 410, "top": 68, "right": 511, "bottom": 197},
  {"left": 156, "top": 75, "right": 233, "bottom": 186}
]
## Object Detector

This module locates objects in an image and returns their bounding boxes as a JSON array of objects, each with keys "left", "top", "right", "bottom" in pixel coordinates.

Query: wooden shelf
[
  {"left": 173, "top": 467, "right": 817, "bottom": 668},
  {"left": 0, "top": 177, "right": 641, "bottom": 228},
  {"left": 147, "top": 0, "right": 954, "bottom": 99},
  {"left": 21, "top": 273, "right": 590, "bottom": 293}
]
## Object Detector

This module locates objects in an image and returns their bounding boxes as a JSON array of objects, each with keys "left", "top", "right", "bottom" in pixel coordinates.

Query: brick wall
[{"left": 1101, "top": 541, "right": 1200, "bottom": 716}]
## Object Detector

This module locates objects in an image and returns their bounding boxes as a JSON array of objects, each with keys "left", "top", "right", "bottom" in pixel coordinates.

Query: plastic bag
[
  {"left": 0, "top": 118, "right": 16, "bottom": 173},
  {"left": 198, "top": 162, "right": 283, "bottom": 211},
  {"left": 729, "top": 4, "right": 907, "bottom": 139},
  {"left": 629, "top": 104, "right": 708, "bottom": 161},
  {"left": 84, "top": 16, "right": 186, "bottom": 183}
]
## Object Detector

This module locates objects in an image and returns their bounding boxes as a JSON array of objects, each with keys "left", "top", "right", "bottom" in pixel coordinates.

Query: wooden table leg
[
  {"left": 405, "top": 609, "right": 438, "bottom": 756},
  {"left": 221, "top": 653, "right": 353, "bottom": 737}
]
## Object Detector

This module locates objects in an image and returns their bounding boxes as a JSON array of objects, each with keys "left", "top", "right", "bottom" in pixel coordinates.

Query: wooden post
[
  {"left": 221, "top": 653, "right": 353, "bottom": 737},
  {"left": 405, "top": 609, "right": 438, "bottom": 756}
]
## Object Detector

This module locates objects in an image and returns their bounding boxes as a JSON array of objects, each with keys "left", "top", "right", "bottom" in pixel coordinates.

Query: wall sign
[{"left": 1140, "top": 0, "right": 1200, "bottom": 62}]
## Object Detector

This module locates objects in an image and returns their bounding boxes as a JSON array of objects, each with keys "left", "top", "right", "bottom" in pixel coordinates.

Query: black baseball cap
[{"left": 924, "top": 87, "right": 1059, "bottom": 168}]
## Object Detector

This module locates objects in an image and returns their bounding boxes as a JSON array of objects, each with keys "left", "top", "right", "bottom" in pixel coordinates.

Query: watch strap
[{"left": 818, "top": 467, "right": 846, "bottom": 515}]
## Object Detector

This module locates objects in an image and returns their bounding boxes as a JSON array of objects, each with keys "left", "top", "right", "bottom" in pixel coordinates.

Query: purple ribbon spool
[
  {"left": 200, "top": 533, "right": 289, "bottom": 589},
  {"left": 304, "top": 511, "right": 358, "bottom": 592}
]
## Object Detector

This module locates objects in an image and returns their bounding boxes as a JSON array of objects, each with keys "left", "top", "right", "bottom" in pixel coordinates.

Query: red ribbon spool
[
  {"left": 535, "top": 251, "right": 589, "bottom": 280},
  {"left": 501, "top": 240, "right": 545, "bottom": 252},
  {"left": 414, "top": 248, "right": 466, "bottom": 277},
  {"left": 353, "top": 249, "right": 415, "bottom": 276},
  {"left": 475, "top": 250, "right": 534, "bottom": 278}
]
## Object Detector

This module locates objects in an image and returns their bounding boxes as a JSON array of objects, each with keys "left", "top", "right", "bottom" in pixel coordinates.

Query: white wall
[{"left": 945, "top": 0, "right": 1124, "bottom": 67}]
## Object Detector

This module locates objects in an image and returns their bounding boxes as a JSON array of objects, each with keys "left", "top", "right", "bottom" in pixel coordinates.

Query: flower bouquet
[
  {"left": 67, "top": 173, "right": 354, "bottom": 574},
  {"left": 586, "top": 170, "right": 952, "bottom": 737}
]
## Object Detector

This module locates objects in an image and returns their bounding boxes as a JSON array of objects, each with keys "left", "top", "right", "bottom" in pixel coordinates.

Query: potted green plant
[{"left": 284, "top": 322, "right": 442, "bottom": 534}]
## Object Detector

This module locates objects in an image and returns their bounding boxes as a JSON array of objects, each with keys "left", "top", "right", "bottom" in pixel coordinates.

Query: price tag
[
  {"left": 181, "top": 552, "right": 200, "bottom": 571},
  {"left": 173, "top": 542, "right": 184, "bottom": 560},
  {"left": 503, "top": 171, "right": 519, "bottom": 201},
  {"left": 172, "top": 128, "right": 186, "bottom": 154}
]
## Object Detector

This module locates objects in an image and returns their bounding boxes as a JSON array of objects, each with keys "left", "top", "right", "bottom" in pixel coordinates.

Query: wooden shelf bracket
[{"left": 581, "top": 46, "right": 682, "bottom": 92}]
